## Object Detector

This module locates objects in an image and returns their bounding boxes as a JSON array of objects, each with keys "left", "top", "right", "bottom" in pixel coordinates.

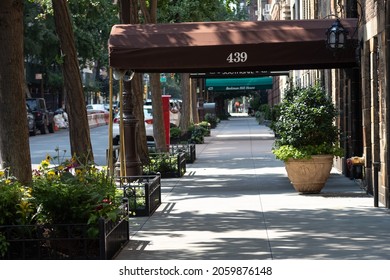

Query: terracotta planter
[{"left": 284, "top": 155, "right": 334, "bottom": 194}]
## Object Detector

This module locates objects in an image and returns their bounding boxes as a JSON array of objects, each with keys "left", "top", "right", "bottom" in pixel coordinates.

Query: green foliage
[
  {"left": 205, "top": 113, "right": 218, "bottom": 128},
  {"left": 0, "top": 167, "right": 38, "bottom": 257},
  {"left": 0, "top": 153, "right": 124, "bottom": 256},
  {"left": 170, "top": 126, "right": 182, "bottom": 139},
  {"left": 157, "top": 0, "right": 248, "bottom": 23},
  {"left": 272, "top": 144, "right": 344, "bottom": 162},
  {"left": 269, "top": 104, "right": 281, "bottom": 130},
  {"left": 249, "top": 95, "right": 261, "bottom": 111},
  {"left": 188, "top": 123, "right": 207, "bottom": 144},
  {"left": 254, "top": 111, "right": 263, "bottom": 121},
  {"left": 272, "top": 84, "right": 343, "bottom": 161},
  {"left": 259, "top": 104, "right": 272, "bottom": 120},
  {"left": 199, "top": 121, "right": 210, "bottom": 128},
  {"left": 255, "top": 104, "right": 272, "bottom": 124},
  {"left": 144, "top": 153, "right": 179, "bottom": 174},
  {"left": 0, "top": 169, "right": 36, "bottom": 226},
  {"left": 24, "top": 0, "right": 118, "bottom": 95},
  {"left": 198, "top": 121, "right": 211, "bottom": 136},
  {"left": 31, "top": 155, "right": 121, "bottom": 231},
  {"left": 0, "top": 233, "right": 9, "bottom": 258},
  {"left": 123, "top": 183, "right": 146, "bottom": 211}
]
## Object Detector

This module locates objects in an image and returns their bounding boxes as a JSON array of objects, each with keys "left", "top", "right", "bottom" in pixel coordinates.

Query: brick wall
[{"left": 363, "top": 0, "right": 377, "bottom": 23}]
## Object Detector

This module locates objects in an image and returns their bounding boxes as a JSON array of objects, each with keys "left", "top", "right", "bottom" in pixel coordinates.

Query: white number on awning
[{"left": 227, "top": 52, "right": 248, "bottom": 63}]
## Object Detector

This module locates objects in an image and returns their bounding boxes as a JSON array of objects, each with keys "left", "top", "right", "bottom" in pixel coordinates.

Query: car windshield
[
  {"left": 26, "top": 100, "right": 38, "bottom": 111},
  {"left": 144, "top": 107, "right": 153, "bottom": 116}
]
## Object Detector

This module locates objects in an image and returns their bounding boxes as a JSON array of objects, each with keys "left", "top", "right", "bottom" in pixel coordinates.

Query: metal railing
[
  {"left": 119, "top": 174, "right": 162, "bottom": 216},
  {"left": 169, "top": 143, "right": 196, "bottom": 163}
]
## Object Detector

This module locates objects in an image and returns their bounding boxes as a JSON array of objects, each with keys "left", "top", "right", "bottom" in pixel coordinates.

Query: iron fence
[
  {"left": 169, "top": 143, "right": 196, "bottom": 163},
  {"left": 119, "top": 174, "right": 161, "bottom": 216}
]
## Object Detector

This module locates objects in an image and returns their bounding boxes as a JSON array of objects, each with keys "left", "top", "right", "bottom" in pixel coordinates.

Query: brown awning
[{"left": 108, "top": 19, "right": 358, "bottom": 73}]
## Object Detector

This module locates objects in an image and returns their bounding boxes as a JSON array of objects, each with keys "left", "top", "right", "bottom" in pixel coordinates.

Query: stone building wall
[{"left": 360, "top": 0, "right": 389, "bottom": 207}]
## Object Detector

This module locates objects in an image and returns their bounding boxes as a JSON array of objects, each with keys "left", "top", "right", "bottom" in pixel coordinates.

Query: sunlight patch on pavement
[{"left": 216, "top": 134, "right": 273, "bottom": 138}]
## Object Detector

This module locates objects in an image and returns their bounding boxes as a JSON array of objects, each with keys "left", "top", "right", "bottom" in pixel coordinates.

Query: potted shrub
[
  {"left": 170, "top": 126, "right": 182, "bottom": 144},
  {"left": 204, "top": 113, "right": 218, "bottom": 128},
  {"left": 272, "top": 83, "right": 343, "bottom": 194},
  {"left": 188, "top": 123, "right": 205, "bottom": 144},
  {"left": 198, "top": 121, "right": 211, "bottom": 136}
]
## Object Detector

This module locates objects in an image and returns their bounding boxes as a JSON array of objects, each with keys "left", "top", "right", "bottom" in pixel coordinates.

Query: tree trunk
[
  {"left": 138, "top": 0, "right": 165, "bottom": 152},
  {"left": 0, "top": 0, "right": 32, "bottom": 185},
  {"left": 191, "top": 77, "right": 199, "bottom": 123},
  {"left": 179, "top": 73, "right": 191, "bottom": 134},
  {"left": 133, "top": 73, "right": 150, "bottom": 164},
  {"left": 129, "top": 0, "right": 149, "bottom": 164},
  {"left": 52, "top": 0, "right": 93, "bottom": 163}
]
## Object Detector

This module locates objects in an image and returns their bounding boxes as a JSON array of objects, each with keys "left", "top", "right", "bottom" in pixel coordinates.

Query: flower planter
[
  {"left": 169, "top": 143, "right": 196, "bottom": 163},
  {"left": 119, "top": 174, "right": 161, "bottom": 217},
  {"left": 143, "top": 153, "right": 186, "bottom": 178},
  {"left": 284, "top": 155, "right": 334, "bottom": 194},
  {"left": 0, "top": 203, "right": 129, "bottom": 260}
]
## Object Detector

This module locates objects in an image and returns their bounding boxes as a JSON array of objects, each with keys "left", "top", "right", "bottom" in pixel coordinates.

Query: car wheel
[
  {"left": 29, "top": 125, "right": 36, "bottom": 136},
  {"left": 48, "top": 122, "right": 55, "bottom": 133},
  {"left": 40, "top": 122, "right": 49, "bottom": 134}
]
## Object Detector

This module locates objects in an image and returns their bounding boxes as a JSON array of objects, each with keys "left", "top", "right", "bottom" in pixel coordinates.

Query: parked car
[
  {"left": 26, "top": 104, "right": 37, "bottom": 136},
  {"left": 26, "top": 98, "right": 55, "bottom": 134},
  {"left": 86, "top": 103, "right": 109, "bottom": 112},
  {"left": 143, "top": 99, "right": 181, "bottom": 127},
  {"left": 112, "top": 106, "right": 154, "bottom": 146},
  {"left": 86, "top": 104, "right": 108, "bottom": 111}
]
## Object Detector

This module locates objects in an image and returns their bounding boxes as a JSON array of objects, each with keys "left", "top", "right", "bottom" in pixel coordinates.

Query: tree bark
[
  {"left": 179, "top": 73, "right": 191, "bottom": 134},
  {"left": 191, "top": 77, "right": 199, "bottom": 123},
  {"left": 133, "top": 73, "right": 150, "bottom": 164},
  {"left": 52, "top": 0, "right": 93, "bottom": 163},
  {"left": 139, "top": 0, "right": 166, "bottom": 152},
  {"left": 0, "top": 0, "right": 32, "bottom": 184},
  {"left": 129, "top": 0, "right": 149, "bottom": 164}
]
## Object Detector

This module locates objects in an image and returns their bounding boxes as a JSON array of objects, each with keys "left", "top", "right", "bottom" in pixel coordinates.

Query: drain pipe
[
  {"left": 386, "top": 0, "right": 390, "bottom": 208},
  {"left": 373, "top": 161, "right": 380, "bottom": 207}
]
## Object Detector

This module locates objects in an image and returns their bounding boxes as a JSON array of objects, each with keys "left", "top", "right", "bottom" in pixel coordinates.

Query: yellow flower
[
  {"left": 0, "top": 170, "right": 4, "bottom": 177},
  {"left": 5, "top": 179, "right": 11, "bottom": 184},
  {"left": 25, "top": 187, "right": 32, "bottom": 197},
  {"left": 40, "top": 159, "right": 50, "bottom": 168},
  {"left": 47, "top": 170, "right": 57, "bottom": 180}
]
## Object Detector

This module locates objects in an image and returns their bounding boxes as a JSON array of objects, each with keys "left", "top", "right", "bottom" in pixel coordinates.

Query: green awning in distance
[{"left": 206, "top": 77, "right": 273, "bottom": 91}]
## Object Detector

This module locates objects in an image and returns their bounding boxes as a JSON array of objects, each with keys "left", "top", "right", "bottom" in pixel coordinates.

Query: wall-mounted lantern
[{"left": 326, "top": 19, "right": 348, "bottom": 49}]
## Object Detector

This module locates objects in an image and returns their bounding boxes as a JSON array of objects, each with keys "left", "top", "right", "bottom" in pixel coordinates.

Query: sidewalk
[{"left": 115, "top": 116, "right": 390, "bottom": 260}]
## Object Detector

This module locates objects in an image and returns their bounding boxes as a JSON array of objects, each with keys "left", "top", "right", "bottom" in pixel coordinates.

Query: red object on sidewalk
[{"left": 162, "top": 95, "right": 170, "bottom": 147}]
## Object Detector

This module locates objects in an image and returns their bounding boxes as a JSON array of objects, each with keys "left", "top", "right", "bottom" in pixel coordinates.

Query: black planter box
[
  {"left": 169, "top": 143, "right": 196, "bottom": 163},
  {"left": 119, "top": 174, "right": 162, "bottom": 217},
  {"left": 143, "top": 152, "right": 186, "bottom": 178},
  {"left": 0, "top": 203, "right": 129, "bottom": 260}
]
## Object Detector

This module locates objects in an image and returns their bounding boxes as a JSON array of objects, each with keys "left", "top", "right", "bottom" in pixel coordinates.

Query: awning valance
[{"left": 108, "top": 19, "right": 358, "bottom": 73}]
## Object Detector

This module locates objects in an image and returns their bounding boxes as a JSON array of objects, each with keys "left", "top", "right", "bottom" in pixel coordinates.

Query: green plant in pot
[{"left": 272, "top": 83, "right": 343, "bottom": 194}]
